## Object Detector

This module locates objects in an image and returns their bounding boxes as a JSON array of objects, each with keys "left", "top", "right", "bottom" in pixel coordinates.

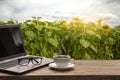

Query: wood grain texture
[
  {"left": 25, "top": 60, "right": 120, "bottom": 76},
  {"left": 1, "top": 60, "right": 120, "bottom": 80}
]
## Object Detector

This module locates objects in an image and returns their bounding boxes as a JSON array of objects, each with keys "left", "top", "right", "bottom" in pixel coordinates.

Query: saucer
[{"left": 49, "top": 63, "right": 74, "bottom": 70}]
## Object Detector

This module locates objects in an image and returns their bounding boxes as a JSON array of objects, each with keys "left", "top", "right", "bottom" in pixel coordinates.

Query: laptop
[{"left": 0, "top": 24, "right": 53, "bottom": 74}]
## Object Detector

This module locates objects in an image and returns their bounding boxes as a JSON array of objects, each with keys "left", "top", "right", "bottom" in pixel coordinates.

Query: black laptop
[{"left": 0, "top": 24, "right": 53, "bottom": 74}]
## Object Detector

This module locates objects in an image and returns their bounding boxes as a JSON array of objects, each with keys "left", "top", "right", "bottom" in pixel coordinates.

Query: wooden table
[{"left": 1, "top": 60, "right": 120, "bottom": 80}]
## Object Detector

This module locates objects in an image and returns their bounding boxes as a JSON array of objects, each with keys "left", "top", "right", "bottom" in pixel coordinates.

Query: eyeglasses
[{"left": 18, "top": 57, "right": 43, "bottom": 66}]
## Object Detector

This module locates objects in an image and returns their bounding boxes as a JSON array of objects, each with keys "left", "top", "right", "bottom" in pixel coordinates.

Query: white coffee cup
[{"left": 53, "top": 55, "right": 71, "bottom": 67}]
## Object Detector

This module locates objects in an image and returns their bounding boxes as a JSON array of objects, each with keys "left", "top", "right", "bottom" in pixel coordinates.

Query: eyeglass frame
[{"left": 18, "top": 57, "right": 43, "bottom": 66}]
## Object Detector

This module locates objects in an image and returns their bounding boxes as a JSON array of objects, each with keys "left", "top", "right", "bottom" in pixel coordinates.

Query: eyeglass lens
[{"left": 18, "top": 58, "right": 30, "bottom": 66}]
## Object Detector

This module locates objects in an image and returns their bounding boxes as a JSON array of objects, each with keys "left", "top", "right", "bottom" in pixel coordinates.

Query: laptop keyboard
[
  {"left": 0, "top": 57, "right": 53, "bottom": 70},
  {"left": 0, "top": 60, "right": 18, "bottom": 69}
]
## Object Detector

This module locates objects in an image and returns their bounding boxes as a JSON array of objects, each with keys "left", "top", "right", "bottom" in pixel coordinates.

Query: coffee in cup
[{"left": 53, "top": 55, "right": 71, "bottom": 67}]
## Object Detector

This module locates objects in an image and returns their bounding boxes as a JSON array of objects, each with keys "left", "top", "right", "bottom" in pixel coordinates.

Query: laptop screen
[{"left": 0, "top": 25, "right": 25, "bottom": 60}]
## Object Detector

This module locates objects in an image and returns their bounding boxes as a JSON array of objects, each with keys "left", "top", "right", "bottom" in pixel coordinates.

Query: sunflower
[
  {"left": 60, "top": 20, "right": 67, "bottom": 27},
  {"left": 101, "top": 24, "right": 111, "bottom": 30}
]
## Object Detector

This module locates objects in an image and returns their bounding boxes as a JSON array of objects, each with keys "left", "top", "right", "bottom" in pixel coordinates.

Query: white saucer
[{"left": 49, "top": 63, "right": 74, "bottom": 70}]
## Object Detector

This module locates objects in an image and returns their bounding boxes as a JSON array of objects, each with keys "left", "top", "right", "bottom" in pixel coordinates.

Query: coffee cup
[{"left": 53, "top": 55, "right": 71, "bottom": 67}]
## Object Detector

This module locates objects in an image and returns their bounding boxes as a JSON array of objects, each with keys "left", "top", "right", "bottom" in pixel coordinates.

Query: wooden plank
[
  {"left": 25, "top": 60, "right": 120, "bottom": 76},
  {"left": 1, "top": 60, "right": 120, "bottom": 76},
  {"left": 1, "top": 60, "right": 120, "bottom": 80}
]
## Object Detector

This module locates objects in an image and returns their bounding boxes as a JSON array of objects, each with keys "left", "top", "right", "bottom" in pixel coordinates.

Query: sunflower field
[{"left": 0, "top": 17, "right": 120, "bottom": 60}]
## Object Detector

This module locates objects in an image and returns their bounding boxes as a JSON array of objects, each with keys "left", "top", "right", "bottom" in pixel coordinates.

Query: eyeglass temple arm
[{"left": 33, "top": 58, "right": 43, "bottom": 63}]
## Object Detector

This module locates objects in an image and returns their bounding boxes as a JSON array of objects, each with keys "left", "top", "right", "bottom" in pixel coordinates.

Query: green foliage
[
  {"left": 80, "top": 39, "right": 91, "bottom": 48},
  {"left": 112, "top": 25, "right": 120, "bottom": 59},
  {"left": 1, "top": 17, "right": 120, "bottom": 60}
]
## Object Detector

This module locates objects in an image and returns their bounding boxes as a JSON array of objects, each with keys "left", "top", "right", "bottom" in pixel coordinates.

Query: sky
[{"left": 0, "top": 0, "right": 120, "bottom": 27}]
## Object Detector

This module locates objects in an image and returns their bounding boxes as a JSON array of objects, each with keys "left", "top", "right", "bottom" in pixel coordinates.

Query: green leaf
[
  {"left": 21, "top": 24, "right": 28, "bottom": 29},
  {"left": 96, "top": 34, "right": 101, "bottom": 40},
  {"left": 47, "top": 31, "right": 52, "bottom": 37},
  {"left": 30, "top": 43, "right": 34, "bottom": 49},
  {"left": 35, "top": 25, "right": 44, "bottom": 31},
  {"left": 41, "top": 47, "right": 47, "bottom": 57},
  {"left": 80, "top": 39, "right": 91, "bottom": 48},
  {"left": 51, "top": 27, "right": 60, "bottom": 31},
  {"left": 25, "top": 31, "right": 35, "bottom": 40},
  {"left": 34, "top": 43, "right": 40, "bottom": 50},
  {"left": 86, "top": 30, "right": 96, "bottom": 35},
  {"left": 48, "top": 38, "right": 58, "bottom": 47},
  {"left": 83, "top": 53, "right": 91, "bottom": 59},
  {"left": 86, "top": 30, "right": 101, "bottom": 40},
  {"left": 90, "top": 45, "right": 97, "bottom": 53}
]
